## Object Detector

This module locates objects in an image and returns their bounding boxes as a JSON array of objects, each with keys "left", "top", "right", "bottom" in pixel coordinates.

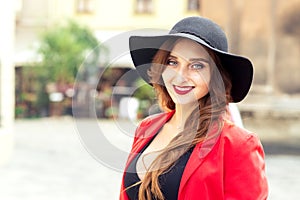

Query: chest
[
  {"left": 135, "top": 125, "right": 180, "bottom": 180},
  {"left": 124, "top": 140, "right": 194, "bottom": 200}
]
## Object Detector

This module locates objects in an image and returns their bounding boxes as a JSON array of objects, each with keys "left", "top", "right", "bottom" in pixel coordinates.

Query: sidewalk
[
  {"left": 0, "top": 117, "right": 299, "bottom": 199},
  {"left": 239, "top": 93, "right": 300, "bottom": 154},
  {"left": 239, "top": 93, "right": 300, "bottom": 118}
]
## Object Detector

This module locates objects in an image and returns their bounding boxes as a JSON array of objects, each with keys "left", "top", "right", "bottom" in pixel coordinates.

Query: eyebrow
[{"left": 169, "top": 55, "right": 210, "bottom": 64}]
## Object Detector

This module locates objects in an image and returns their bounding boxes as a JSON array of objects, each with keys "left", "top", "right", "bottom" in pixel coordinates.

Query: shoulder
[
  {"left": 137, "top": 111, "right": 173, "bottom": 129},
  {"left": 220, "top": 120, "right": 263, "bottom": 154},
  {"left": 220, "top": 121, "right": 268, "bottom": 198},
  {"left": 139, "top": 112, "right": 170, "bottom": 126},
  {"left": 134, "top": 110, "right": 175, "bottom": 138}
]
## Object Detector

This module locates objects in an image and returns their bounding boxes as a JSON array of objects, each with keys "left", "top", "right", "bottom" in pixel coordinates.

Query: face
[{"left": 162, "top": 38, "right": 213, "bottom": 105}]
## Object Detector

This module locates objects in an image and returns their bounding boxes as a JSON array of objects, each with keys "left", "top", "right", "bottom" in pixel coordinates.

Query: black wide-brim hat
[{"left": 129, "top": 16, "right": 253, "bottom": 102}]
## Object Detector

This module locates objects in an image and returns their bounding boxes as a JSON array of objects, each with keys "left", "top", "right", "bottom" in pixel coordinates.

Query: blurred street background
[
  {"left": 1, "top": 0, "right": 300, "bottom": 199},
  {"left": 0, "top": 117, "right": 300, "bottom": 200}
]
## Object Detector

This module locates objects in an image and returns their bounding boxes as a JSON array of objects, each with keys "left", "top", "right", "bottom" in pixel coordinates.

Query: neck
[{"left": 171, "top": 102, "right": 198, "bottom": 130}]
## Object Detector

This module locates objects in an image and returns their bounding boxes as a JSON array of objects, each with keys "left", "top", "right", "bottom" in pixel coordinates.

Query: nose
[{"left": 173, "top": 64, "right": 188, "bottom": 83}]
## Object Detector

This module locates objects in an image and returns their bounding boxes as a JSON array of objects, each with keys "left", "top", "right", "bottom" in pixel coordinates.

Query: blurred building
[
  {"left": 14, "top": 0, "right": 202, "bottom": 65},
  {"left": 14, "top": 0, "right": 300, "bottom": 118}
]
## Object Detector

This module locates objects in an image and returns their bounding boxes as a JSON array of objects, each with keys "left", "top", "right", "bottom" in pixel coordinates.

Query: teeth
[{"left": 174, "top": 86, "right": 193, "bottom": 91}]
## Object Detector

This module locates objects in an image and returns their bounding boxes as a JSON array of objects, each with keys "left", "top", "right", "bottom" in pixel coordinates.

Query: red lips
[{"left": 173, "top": 85, "right": 194, "bottom": 95}]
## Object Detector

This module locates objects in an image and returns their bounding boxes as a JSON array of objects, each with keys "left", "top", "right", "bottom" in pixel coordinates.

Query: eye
[
  {"left": 190, "top": 63, "right": 205, "bottom": 70},
  {"left": 167, "top": 59, "right": 177, "bottom": 67}
]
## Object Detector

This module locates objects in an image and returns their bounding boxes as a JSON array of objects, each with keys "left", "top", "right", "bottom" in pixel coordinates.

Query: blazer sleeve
[{"left": 224, "top": 132, "right": 269, "bottom": 200}]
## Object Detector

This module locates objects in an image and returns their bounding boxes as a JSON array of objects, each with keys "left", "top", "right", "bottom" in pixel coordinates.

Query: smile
[{"left": 173, "top": 85, "right": 194, "bottom": 95}]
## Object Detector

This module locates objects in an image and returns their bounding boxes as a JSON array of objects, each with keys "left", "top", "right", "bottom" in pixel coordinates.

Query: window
[
  {"left": 187, "top": 0, "right": 200, "bottom": 12},
  {"left": 135, "top": 0, "right": 153, "bottom": 14},
  {"left": 76, "top": 0, "right": 94, "bottom": 14}
]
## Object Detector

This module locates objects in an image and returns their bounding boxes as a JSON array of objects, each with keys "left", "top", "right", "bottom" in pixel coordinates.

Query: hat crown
[{"left": 169, "top": 17, "right": 228, "bottom": 52}]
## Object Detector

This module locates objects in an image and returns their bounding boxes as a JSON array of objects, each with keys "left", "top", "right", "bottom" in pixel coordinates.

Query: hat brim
[{"left": 129, "top": 33, "right": 253, "bottom": 103}]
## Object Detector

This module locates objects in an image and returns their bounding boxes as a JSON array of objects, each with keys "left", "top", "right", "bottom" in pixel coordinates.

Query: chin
[{"left": 172, "top": 97, "right": 199, "bottom": 105}]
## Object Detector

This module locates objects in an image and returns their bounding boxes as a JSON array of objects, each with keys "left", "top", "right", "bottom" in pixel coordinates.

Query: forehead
[{"left": 170, "top": 38, "right": 210, "bottom": 60}]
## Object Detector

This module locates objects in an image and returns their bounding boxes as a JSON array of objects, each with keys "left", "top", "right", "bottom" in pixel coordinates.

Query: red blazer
[{"left": 120, "top": 111, "right": 268, "bottom": 200}]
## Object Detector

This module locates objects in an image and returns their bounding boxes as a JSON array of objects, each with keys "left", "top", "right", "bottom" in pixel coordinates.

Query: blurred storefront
[{"left": 13, "top": 0, "right": 300, "bottom": 120}]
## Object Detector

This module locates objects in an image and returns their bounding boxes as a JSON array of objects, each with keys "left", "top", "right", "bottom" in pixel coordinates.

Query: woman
[{"left": 120, "top": 16, "right": 268, "bottom": 200}]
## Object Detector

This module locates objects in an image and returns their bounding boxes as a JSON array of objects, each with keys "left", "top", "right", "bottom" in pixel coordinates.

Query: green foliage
[
  {"left": 15, "top": 67, "right": 51, "bottom": 118},
  {"left": 16, "top": 20, "right": 107, "bottom": 118},
  {"left": 133, "top": 78, "right": 158, "bottom": 117},
  {"left": 133, "top": 78, "right": 156, "bottom": 100},
  {"left": 37, "top": 20, "right": 101, "bottom": 83}
]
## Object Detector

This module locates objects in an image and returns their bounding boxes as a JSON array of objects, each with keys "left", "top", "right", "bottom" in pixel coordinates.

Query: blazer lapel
[{"left": 179, "top": 129, "right": 221, "bottom": 195}]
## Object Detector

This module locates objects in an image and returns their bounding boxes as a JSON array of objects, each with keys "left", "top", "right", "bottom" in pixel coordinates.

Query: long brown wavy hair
[{"left": 137, "top": 38, "right": 232, "bottom": 200}]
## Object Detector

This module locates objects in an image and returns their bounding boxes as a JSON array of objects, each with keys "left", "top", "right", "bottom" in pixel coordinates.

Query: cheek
[
  {"left": 162, "top": 68, "right": 174, "bottom": 84},
  {"left": 193, "top": 71, "right": 211, "bottom": 88}
]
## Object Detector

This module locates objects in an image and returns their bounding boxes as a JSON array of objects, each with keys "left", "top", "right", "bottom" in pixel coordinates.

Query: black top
[{"left": 124, "top": 137, "right": 193, "bottom": 200}]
